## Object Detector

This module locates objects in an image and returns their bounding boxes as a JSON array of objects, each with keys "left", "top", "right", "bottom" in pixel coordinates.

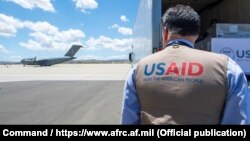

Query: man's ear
[
  {"left": 162, "top": 27, "right": 169, "bottom": 42},
  {"left": 162, "top": 27, "right": 169, "bottom": 48},
  {"left": 194, "top": 35, "right": 199, "bottom": 41}
]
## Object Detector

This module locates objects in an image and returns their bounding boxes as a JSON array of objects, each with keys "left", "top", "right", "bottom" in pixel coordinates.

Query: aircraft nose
[{"left": 20, "top": 59, "right": 26, "bottom": 63}]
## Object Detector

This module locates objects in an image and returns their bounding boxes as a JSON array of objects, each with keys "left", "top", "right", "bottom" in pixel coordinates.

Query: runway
[
  {"left": 1, "top": 64, "right": 249, "bottom": 124},
  {"left": 0, "top": 64, "right": 131, "bottom": 124},
  {"left": 0, "top": 64, "right": 131, "bottom": 82},
  {"left": 0, "top": 81, "right": 124, "bottom": 124}
]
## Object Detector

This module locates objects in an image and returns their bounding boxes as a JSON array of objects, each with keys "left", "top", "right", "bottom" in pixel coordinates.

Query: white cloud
[
  {"left": 19, "top": 40, "right": 46, "bottom": 51},
  {"left": 6, "top": 0, "right": 55, "bottom": 12},
  {"left": 73, "top": 0, "right": 98, "bottom": 13},
  {"left": 54, "top": 29, "right": 85, "bottom": 42},
  {"left": 0, "top": 44, "right": 9, "bottom": 53},
  {"left": 20, "top": 27, "right": 85, "bottom": 51},
  {"left": 0, "top": 13, "right": 23, "bottom": 37},
  {"left": 106, "top": 55, "right": 127, "bottom": 60},
  {"left": 0, "top": 13, "right": 23, "bottom": 28},
  {"left": 78, "top": 55, "right": 103, "bottom": 60},
  {"left": 109, "top": 24, "right": 132, "bottom": 35},
  {"left": 120, "top": 15, "right": 129, "bottom": 22},
  {"left": 9, "top": 55, "right": 23, "bottom": 62},
  {"left": 78, "top": 54, "right": 127, "bottom": 60},
  {"left": 85, "top": 36, "right": 132, "bottom": 52},
  {"left": 0, "top": 23, "right": 17, "bottom": 37},
  {"left": 0, "top": 13, "right": 85, "bottom": 51},
  {"left": 24, "top": 21, "right": 59, "bottom": 34},
  {"left": 110, "top": 24, "right": 119, "bottom": 29},
  {"left": 118, "top": 27, "right": 132, "bottom": 36},
  {"left": 1, "top": 55, "right": 23, "bottom": 62}
]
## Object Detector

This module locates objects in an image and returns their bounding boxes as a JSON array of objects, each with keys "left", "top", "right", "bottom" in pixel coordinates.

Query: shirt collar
[{"left": 167, "top": 39, "right": 194, "bottom": 48}]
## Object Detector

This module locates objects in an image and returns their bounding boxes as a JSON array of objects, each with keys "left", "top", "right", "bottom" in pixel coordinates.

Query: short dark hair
[{"left": 162, "top": 4, "right": 200, "bottom": 36}]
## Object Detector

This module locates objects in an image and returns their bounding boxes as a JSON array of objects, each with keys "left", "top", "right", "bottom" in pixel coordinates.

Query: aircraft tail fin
[{"left": 65, "top": 45, "right": 83, "bottom": 57}]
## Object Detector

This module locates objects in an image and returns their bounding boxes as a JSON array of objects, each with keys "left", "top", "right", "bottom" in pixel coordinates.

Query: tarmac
[
  {"left": 0, "top": 64, "right": 131, "bottom": 124},
  {"left": 1, "top": 64, "right": 249, "bottom": 124},
  {"left": 0, "top": 64, "right": 131, "bottom": 82}
]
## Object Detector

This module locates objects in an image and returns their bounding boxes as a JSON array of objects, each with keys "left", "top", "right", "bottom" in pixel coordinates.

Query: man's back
[
  {"left": 121, "top": 4, "right": 250, "bottom": 125},
  {"left": 136, "top": 45, "right": 228, "bottom": 124}
]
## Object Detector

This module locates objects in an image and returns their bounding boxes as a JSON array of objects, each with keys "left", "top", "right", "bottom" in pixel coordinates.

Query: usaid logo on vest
[
  {"left": 144, "top": 62, "right": 204, "bottom": 76},
  {"left": 143, "top": 62, "right": 204, "bottom": 84}
]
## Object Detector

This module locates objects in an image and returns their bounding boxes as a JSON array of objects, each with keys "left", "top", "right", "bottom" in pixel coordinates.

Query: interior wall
[{"left": 200, "top": 0, "right": 250, "bottom": 35}]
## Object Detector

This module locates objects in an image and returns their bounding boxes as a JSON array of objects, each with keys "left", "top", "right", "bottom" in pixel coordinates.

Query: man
[{"left": 121, "top": 4, "right": 250, "bottom": 124}]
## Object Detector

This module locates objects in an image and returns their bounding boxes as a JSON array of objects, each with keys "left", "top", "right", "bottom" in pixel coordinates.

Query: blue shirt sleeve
[
  {"left": 121, "top": 66, "right": 140, "bottom": 124},
  {"left": 221, "top": 58, "right": 250, "bottom": 124}
]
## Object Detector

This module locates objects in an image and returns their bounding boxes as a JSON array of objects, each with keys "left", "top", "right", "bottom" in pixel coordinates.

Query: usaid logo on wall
[
  {"left": 220, "top": 47, "right": 235, "bottom": 59},
  {"left": 220, "top": 47, "right": 250, "bottom": 59}
]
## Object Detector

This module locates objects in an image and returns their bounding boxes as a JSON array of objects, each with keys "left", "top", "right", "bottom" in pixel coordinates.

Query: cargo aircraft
[{"left": 21, "top": 45, "right": 83, "bottom": 66}]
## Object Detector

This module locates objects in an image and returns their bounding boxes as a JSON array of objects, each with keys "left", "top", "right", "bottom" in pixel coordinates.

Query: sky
[{"left": 0, "top": 0, "right": 139, "bottom": 61}]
